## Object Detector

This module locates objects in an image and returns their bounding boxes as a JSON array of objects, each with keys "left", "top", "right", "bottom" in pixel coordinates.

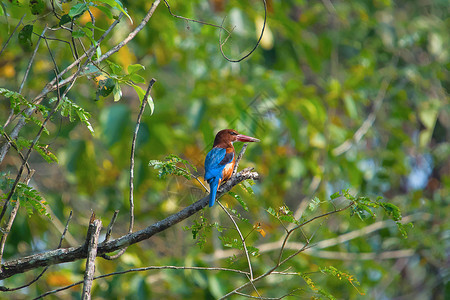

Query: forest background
[{"left": 0, "top": 0, "right": 448, "bottom": 299}]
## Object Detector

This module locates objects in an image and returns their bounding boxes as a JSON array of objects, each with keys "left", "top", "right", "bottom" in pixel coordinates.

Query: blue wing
[{"left": 204, "top": 147, "right": 234, "bottom": 206}]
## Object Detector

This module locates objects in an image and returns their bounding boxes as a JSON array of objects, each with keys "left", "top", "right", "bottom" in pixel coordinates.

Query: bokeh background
[{"left": 0, "top": 0, "right": 448, "bottom": 298}]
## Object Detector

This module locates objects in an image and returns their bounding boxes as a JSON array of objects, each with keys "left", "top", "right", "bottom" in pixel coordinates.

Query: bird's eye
[{"left": 230, "top": 131, "right": 238, "bottom": 135}]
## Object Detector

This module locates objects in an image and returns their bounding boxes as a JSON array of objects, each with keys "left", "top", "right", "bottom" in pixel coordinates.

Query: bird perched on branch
[{"left": 204, "top": 129, "right": 259, "bottom": 207}]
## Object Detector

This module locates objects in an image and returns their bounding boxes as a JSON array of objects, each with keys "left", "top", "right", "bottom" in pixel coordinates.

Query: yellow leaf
[{"left": 256, "top": 227, "right": 266, "bottom": 237}]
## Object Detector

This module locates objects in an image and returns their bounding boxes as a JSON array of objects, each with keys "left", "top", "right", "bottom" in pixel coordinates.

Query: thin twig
[
  {"left": 0, "top": 14, "right": 25, "bottom": 57},
  {"left": 233, "top": 143, "right": 248, "bottom": 176},
  {"left": 1, "top": 132, "right": 31, "bottom": 174},
  {"left": 103, "top": 210, "right": 119, "bottom": 243},
  {"left": 218, "top": 202, "right": 354, "bottom": 299},
  {"left": 219, "top": 0, "right": 267, "bottom": 62},
  {"left": 100, "top": 79, "right": 157, "bottom": 261},
  {"left": 175, "top": 166, "right": 209, "bottom": 191},
  {"left": 129, "top": 78, "right": 156, "bottom": 234},
  {"left": 218, "top": 201, "right": 254, "bottom": 281},
  {"left": 213, "top": 212, "right": 428, "bottom": 261},
  {"left": 162, "top": 0, "right": 230, "bottom": 34},
  {"left": 33, "top": 265, "right": 249, "bottom": 299},
  {"left": 19, "top": 26, "right": 48, "bottom": 93}
]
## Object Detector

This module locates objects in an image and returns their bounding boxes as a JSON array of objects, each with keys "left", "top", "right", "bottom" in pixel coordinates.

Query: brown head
[{"left": 213, "top": 129, "right": 260, "bottom": 148}]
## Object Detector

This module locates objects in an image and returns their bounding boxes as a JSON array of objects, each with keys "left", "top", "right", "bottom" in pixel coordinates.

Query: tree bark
[{"left": 81, "top": 218, "right": 102, "bottom": 300}]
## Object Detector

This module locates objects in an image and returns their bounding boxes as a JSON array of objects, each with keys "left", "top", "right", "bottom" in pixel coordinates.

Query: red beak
[{"left": 236, "top": 134, "right": 260, "bottom": 143}]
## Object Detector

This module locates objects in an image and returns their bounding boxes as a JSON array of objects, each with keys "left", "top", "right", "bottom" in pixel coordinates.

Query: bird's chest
[{"left": 222, "top": 159, "right": 235, "bottom": 182}]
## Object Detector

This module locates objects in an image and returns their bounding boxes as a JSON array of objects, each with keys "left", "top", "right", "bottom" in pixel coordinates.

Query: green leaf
[
  {"left": 113, "top": 83, "right": 122, "bottom": 102},
  {"left": 146, "top": 94, "right": 154, "bottom": 115},
  {"left": 34, "top": 144, "right": 59, "bottom": 163},
  {"left": 72, "top": 30, "right": 85, "bottom": 38},
  {"left": 81, "top": 26, "right": 93, "bottom": 38},
  {"left": 85, "top": 21, "right": 105, "bottom": 32},
  {"left": 18, "top": 25, "right": 33, "bottom": 51},
  {"left": 301, "top": 274, "right": 336, "bottom": 300},
  {"left": 98, "top": 0, "right": 133, "bottom": 24},
  {"left": 130, "top": 73, "right": 145, "bottom": 84},
  {"left": 278, "top": 214, "right": 300, "bottom": 225},
  {"left": 80, "top": 64, "right": 101, "bottom": 77},
  {"left": 343, "top": 94, "right": 358, "bottom": 119},
  {"left": 107, "top": 60, "right": 123, "bottom": 75},
  {"left": 96, "top": 77, "right": 115, "bottom": 99},
  {"left": 266, "top": 207, "right": 277, "bottom": 217},
  {"left": 308, "top": 196, "right": 320, "bottom": 211},
  {"left": 95, "top": 4, "right": 114, "bottom": 19},
  {"left": 330, "top": 191, "right": 341, "bottom": 200},
  {"left": 149, "top": 155, "right": 196, "bottom": 179},
  {"left": 58, "top": 14, "right": 72, "bottom": 26},
  {"left": 69, "top": 3, "right": 88, "bottom": 18},
  {"left": 0, "top": 174, "right": 50, "bottom": 219},
  {"left": 50, "top": 96, "right": 94, "bottom": 134},
  {"left": 127, "top": 63, "right": 145, "bottom": 74},
  {"left": 131, "top": 84, "right": 154, "bottom": 115},
  {"left": 29, "top": 0, "right": 45, "bottom": 15},
  {"left": 320, "top": 266, "right": 365, "bottom": 296},
  {"left": 228, "top": 191, "right": 248, "bottom": 211},
  {"left": 241, "top": 180, "right": 255, "bottom": 195}
]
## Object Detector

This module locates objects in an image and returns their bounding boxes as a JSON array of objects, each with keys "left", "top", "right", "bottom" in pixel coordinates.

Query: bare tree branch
[
  {"left": 0, "top": 168, "right": 259, "bottom": 280},
  {"left": 81, "top": 218, "right": 102, "bottom": 300}
]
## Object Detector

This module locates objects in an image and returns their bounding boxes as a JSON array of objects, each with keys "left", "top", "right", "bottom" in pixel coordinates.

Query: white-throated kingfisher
[{"left": 204, "top": 129, "right": 259, "bottom": 207}]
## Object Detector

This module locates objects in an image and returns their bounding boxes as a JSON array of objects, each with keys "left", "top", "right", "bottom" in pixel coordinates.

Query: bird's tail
[{"left": 209, "top": 177, "right": 220, "bottom": 207}]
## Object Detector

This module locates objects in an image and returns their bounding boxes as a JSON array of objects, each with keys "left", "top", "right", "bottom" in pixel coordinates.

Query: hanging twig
[{"left": 219, "top": 0, "right": 267, "bottom": 62}]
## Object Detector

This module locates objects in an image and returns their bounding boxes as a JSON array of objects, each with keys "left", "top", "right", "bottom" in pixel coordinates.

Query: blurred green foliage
[{"left": 0, "top": 0, "right": 448, "bottom": 299}]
